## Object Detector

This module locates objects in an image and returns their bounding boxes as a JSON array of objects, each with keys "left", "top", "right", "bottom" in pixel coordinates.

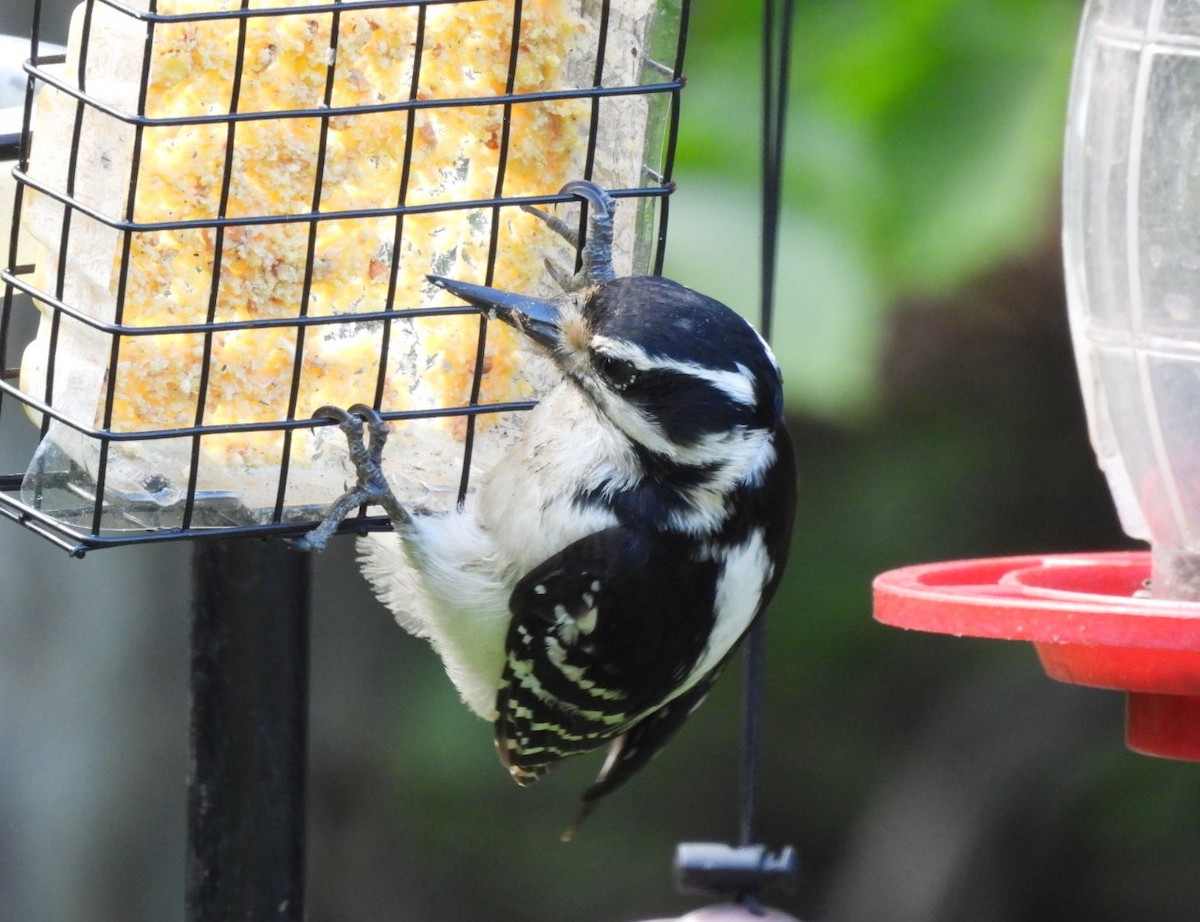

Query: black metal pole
[{"left": 187, "top": 539, "right": 310, "bottom": 922}]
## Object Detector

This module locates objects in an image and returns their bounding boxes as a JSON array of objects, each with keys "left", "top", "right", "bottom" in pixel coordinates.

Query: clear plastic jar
[{"left": 1063, "top": 0, "right": 1200, "bottom": 596}]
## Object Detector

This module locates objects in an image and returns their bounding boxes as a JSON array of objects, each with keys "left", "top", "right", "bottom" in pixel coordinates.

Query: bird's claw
[
  {"left": 293, "top": 403, "right": 410, "bottom": 551},
  {"left": 520, "top": 204, "right": 579, "bottom": 249},
  {"left": 541, "top": 256, "right": 575, "bottom": 292},
  {"left": 522, "top": 179, "right": 617, "bottom": 290}
]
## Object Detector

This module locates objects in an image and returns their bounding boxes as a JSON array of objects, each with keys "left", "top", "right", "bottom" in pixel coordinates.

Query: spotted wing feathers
[{"left": 495, "top": 527, "right": 719, "bottom": 790}]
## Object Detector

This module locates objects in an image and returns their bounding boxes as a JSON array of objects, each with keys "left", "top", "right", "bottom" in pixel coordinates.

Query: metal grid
[{"left": 0, "top": 0, "right": 689, "bottom": 555}]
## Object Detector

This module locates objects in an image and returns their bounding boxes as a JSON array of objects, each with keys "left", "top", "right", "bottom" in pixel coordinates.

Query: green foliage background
[{"left": 667, "top": 0, "right": 1079, "bottom": 417}]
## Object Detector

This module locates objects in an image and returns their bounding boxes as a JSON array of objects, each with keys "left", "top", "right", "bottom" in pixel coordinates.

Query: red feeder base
[{"left": 873, "top": 551, "right": 1200, "bottom": 761}]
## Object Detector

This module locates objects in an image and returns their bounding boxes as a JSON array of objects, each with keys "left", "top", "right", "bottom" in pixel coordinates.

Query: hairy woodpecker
[{"left": 301, "top": 181, "right": 796, "bottom": 838}]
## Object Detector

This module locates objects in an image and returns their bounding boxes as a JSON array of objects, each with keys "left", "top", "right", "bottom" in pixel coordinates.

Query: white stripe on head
[{"left": 590, "top": 335, "right": 760, "bottom": 407}]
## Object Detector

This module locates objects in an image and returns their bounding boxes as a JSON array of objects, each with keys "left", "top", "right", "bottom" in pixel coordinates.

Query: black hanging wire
[
  {"left": 740, "top": 0, "right": 794, "bottom": 850},
  {"left": 673, "top": 0, "right": 796, "bottom": 908},
  {"left": 757, "top": 0, "right": 793, "bottom": 347}
]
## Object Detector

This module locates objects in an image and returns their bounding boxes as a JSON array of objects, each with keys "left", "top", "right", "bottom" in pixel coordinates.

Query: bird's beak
[{"left": 428, "top": 275, "right": 561, "bottom": 352}]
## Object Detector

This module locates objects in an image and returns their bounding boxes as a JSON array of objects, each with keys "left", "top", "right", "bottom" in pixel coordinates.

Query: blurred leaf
[
  {"left": 670, "top": 0, "right": 1080, "bottom": 416},
  {"left": 662, "top": 178, "right": 884, "bottom": 418}
]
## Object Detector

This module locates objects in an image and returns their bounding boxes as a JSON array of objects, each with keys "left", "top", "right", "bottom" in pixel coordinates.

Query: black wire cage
[{"left": 0, "top": 0, "right": 690, "bottom": 556}]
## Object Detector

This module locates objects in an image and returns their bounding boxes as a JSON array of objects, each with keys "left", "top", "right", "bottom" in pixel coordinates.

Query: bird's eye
[{"left": 594, "top": 353, "right": 637, "bottom": 390}]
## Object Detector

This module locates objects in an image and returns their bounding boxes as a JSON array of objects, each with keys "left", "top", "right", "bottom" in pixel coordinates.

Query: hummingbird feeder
[{"left": 875, "top": 0, "right": 1200, "bottom": 762}]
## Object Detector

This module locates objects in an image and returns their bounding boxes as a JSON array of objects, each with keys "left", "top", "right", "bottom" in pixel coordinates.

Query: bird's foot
[
  {"left": 521, "top": 179, "right": 617, "bottom": 290},
  {"left": 293, "top": 404, "right": 410, "bottom": 551}
]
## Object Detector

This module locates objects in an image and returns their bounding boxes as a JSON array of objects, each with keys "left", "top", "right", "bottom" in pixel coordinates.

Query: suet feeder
[
  {"left": 875, "top": 0, "right": 1200, "bottom": 762},
  {"left": 0, "top": 1, "right": 705, "bottom": 918},
  {"left": 0, "top": 0, "right": 688, "bottom": 553}
]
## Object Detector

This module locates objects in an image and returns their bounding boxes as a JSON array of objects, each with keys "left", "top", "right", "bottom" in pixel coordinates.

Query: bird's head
[{"left": 428, "top": 274, "right": 784, "bottom": 480}]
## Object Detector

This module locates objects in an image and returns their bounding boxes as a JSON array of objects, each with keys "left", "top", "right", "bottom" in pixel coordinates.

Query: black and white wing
[{"left": 495, "top": 526, "right": 721, "bottom": 789}]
